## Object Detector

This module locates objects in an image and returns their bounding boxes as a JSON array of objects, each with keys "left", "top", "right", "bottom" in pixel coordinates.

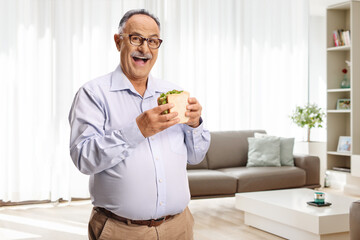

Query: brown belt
[{"left": 94, "top": 207, "right": 174, "bottom": 227}]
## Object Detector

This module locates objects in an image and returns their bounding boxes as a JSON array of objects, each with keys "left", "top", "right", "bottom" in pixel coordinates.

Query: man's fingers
[
  {"left": 188, "top": 97, "right": 198, "bottom": 104},
  {"left": 159, "top": 112, "right": 178, "bottom": 121},
  {"left": 185, "top": 111, "right": 200, "bottom": 118},
  {"left": 155, "top": 103, "right": 174, "bottom": 113},
  {"left": 187, "top": 104, "right": 201, "bottom": 111},
  {"left": 187, "top": 98, "right": 202, "bottom": 112},
  {"left": 161, "top": 118, "right": 180, "bottom": 129}
]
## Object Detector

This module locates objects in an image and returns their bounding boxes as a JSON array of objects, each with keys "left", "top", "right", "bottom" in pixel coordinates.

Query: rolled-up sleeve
[
  {"left": 68, "top": 87, "right": 145, "bottom": 175},
  {"left": 183, "top": 119, "right": 211, "bottom": 165}
]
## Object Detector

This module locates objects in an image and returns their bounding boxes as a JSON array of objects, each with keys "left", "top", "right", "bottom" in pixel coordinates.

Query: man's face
[{"left": 115, "top": 14, "right": 160, "bottom": 81}]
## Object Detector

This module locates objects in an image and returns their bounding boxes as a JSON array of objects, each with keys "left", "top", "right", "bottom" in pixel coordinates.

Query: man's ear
[{"left": 114, "top": 34, "right": 121, "bottom": 51}]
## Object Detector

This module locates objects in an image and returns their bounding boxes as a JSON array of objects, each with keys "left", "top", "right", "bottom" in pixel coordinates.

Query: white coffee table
[{"left": 235, "top": 188, "right": 358, "bottom": 240}]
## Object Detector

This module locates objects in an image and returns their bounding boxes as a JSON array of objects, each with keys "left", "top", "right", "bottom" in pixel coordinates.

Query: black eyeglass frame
[{"left": 120, "top": 34, "right": 163, "bottom": 49}]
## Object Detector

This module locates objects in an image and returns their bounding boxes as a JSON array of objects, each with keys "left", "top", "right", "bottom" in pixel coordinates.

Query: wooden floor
[
  {"left": 0, "top": 188, "right": 357, "bottom": 240},
  {"left": 0, "top": 197, "right": 284, "bottom": 240},
  {"left": 190, "top": 197, "right": 284, "bottom": 240}
]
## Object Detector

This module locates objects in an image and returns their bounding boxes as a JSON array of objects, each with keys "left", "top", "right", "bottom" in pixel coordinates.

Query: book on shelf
[
  {"left": 333, "top": 29, "right": 351, "bottom": 47},
  {"left": 332, "top": 167, "right": 351, "bottom": 173}
]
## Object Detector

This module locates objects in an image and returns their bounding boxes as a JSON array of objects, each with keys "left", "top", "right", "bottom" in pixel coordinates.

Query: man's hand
[
  {"left": 185, "top": 97, "right": 202, "bottom": 128},
  {"left": 136, "top": 103, "right": 179, "bottom": 138}
]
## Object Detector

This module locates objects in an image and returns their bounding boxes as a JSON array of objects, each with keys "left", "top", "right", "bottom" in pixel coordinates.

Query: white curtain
[
  {"left": 160, "top": 0, "right": 309, "bottom": 135},
  {"left": 0, "top": 0, "right": 309, "bottom": 202}
]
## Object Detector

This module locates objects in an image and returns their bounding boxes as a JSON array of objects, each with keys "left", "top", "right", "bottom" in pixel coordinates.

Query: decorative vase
[{"left": 340, "top": 74, "right": 350, "bottom": 88}]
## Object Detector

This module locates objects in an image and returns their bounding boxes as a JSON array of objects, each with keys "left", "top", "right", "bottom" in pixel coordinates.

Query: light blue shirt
[{"left": 68, "top": 65, "right": 210, "bottom": 220}]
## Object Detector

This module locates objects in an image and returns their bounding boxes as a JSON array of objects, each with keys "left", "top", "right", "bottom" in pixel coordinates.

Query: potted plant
[
  {"left": 290, "top": 103, "right": 325, "bottom": 142},
  {"left": 290, "top": 103, "right": 326, "bottom": 186}
]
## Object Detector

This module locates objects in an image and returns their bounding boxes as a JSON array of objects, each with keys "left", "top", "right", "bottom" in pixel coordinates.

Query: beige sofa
[
  {"left": 350, "top": 200, "right": 360, "bottom": 240},
  {"left": 187, "top": 130, "right": 321, "bottom": 198}
]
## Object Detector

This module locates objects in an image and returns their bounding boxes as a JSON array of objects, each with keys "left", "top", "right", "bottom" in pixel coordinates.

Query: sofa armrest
[
  {"left": 293, "top": 154, "right": 320, "bottom": 187},
  {"left": 350, "top": 201, "right": 360, "bottom": 240}
]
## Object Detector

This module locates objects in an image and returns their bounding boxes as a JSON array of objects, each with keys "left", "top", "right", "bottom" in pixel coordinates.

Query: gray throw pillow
[
  {"left": 247, "top": 137, "right": 281, "bottom": 167},
  {"left": 254, "top": 133, "right": 294, "bottom": 166}
]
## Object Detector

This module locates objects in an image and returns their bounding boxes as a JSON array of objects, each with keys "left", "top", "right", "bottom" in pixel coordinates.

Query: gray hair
[{"left": 118, "top": 9, "right": 161, "bottom": 34}]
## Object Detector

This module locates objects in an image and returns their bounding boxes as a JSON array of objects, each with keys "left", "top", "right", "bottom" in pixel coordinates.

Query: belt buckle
[{"left": 148, "top": 217, "right": 165, "bottom": 227}]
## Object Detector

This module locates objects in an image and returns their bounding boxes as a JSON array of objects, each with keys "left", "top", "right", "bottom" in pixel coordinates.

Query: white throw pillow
[
  {"left": 254, "top": 133, "right": 295, "bottom": 166},
  {"left": 247, "top": 136, "right": 281, "bottom": 167}
]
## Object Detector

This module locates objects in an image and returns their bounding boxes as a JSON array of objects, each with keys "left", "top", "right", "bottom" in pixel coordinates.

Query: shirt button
[
  {"left": 160, "top": 201, "right": 163, "bottom": 206},
  {"left": 151, "top": 137, "right": 155, "bottom": 140},
  {"left": 187, "top": 130, "right": 190, "bottom": 134},
  {"left": 156, "top": 157, "right": 159, "bottom": 161},
  {"left": 159, "top": 179, "right": 163, "bottom": 183}
]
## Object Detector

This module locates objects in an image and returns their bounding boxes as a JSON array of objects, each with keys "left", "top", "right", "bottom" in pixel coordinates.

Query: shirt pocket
[{"left": 166, "top": 124, "right": 187, "bottom": 155}]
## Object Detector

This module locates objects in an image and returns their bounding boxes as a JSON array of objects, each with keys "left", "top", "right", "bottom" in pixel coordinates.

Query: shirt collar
[
  {"left": 110, "top": 65, "right": 134, "bottom": 92},
  {"left": 110, "top": 65, "right": 165, "bottom": 98}
]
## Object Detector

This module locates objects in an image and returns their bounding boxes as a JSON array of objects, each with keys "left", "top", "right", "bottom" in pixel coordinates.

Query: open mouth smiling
[
  {"left": 131, "top": 52, "right": 152, "bottom": 66},
  {"left": 133, "top": 56, "right": 149, "bottom": 65}
]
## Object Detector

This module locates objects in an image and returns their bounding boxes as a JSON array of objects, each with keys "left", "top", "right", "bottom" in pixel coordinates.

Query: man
[{"left": 68, "top": 9, "right": 210, "bottom": 240}]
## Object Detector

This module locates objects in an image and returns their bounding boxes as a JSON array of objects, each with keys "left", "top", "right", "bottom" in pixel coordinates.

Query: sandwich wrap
[{"left": 157, "top": 90, "right": 190, "bottom": 124}]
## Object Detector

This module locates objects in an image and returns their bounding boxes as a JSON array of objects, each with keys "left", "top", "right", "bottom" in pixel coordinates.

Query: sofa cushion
[
  {"left": 187, "top": 169, "right": 238, "bottom": 197},
  {"left": 254, "top": 133, "right": 295, "bottom": 166},
  {"left": 207, "top": 130, "right": 266, "bottom": 169},
  {"left": 247, "top": 137, "right": 281, "bottom": 167},
  {"left": 219, "top": 166, "right": 306, "bottom": 192},
  {"left": 187, "top": 155, "right": 208, "bottom": 170}
]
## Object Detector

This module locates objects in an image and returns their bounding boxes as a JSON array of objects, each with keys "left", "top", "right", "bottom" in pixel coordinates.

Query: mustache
[{"left": 131, "top": 51, "right": 152, "bottom": 60}]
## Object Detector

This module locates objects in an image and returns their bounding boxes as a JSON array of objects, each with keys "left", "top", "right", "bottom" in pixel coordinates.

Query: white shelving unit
[{"left": 326, "top": 1, "right": 360, "bottom": 195}]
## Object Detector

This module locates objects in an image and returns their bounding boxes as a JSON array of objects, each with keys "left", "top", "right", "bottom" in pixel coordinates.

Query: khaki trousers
[{"left": 88, "top": 207, "right": 194, "bottom": 240}]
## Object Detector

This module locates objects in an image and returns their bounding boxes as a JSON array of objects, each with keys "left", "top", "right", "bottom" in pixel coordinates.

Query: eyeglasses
[{"left": 120, "top": 34, "right": 163, "bottom": 49}]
